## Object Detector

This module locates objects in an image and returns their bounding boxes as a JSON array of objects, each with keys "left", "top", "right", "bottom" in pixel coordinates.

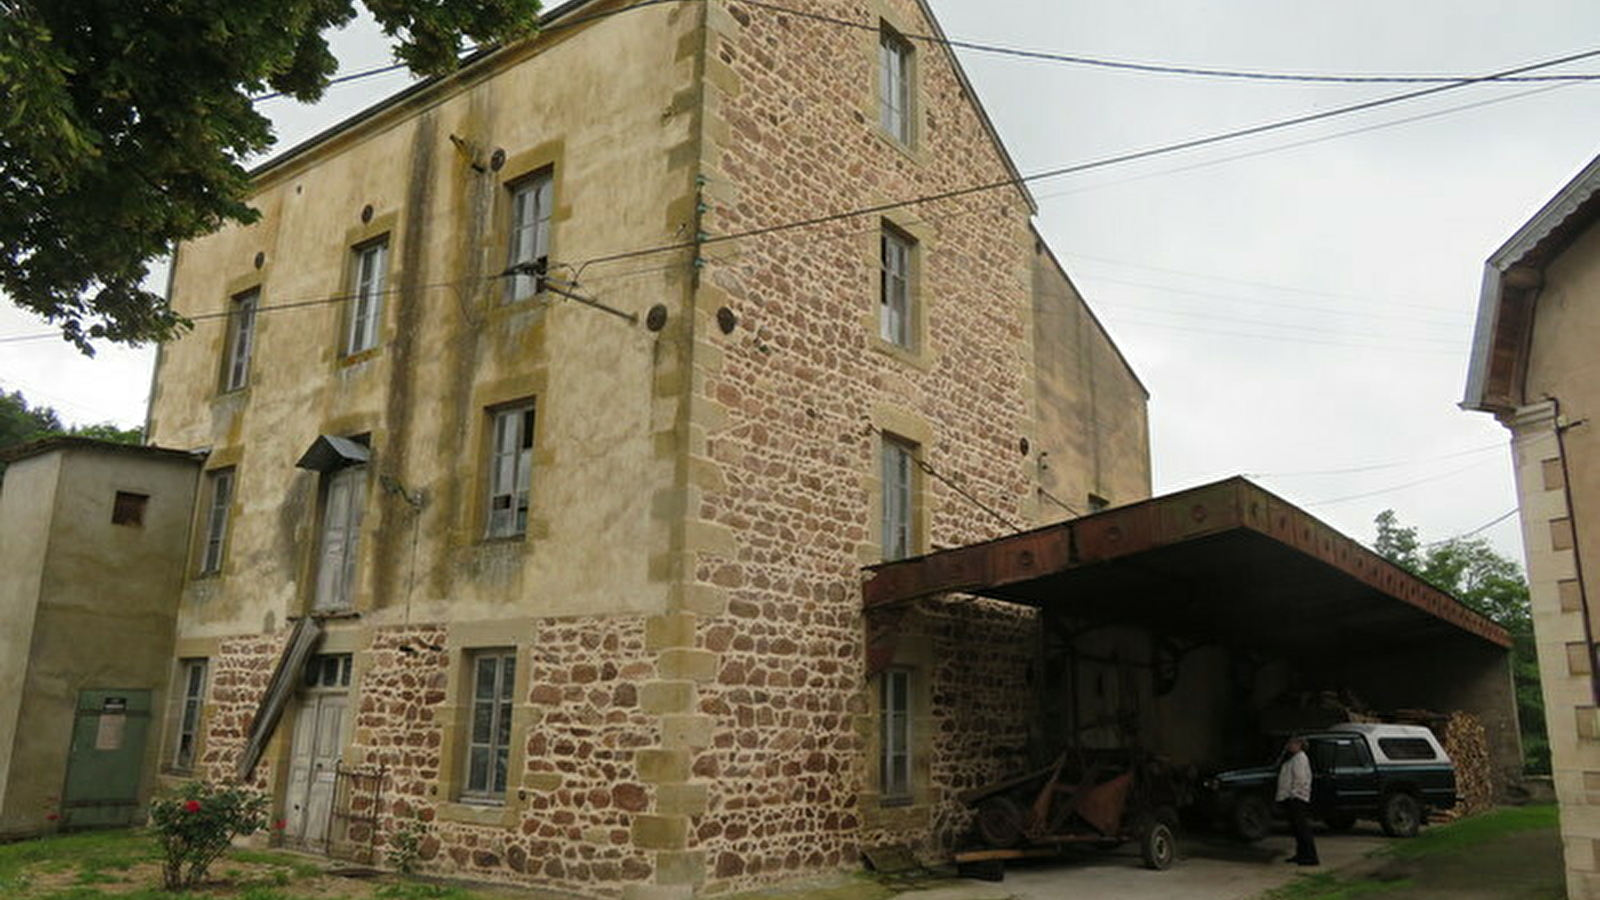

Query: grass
[
  {"left": 1383, "top": 803, "right": 1557, "bottom": 859},
  {"left": 0, "top": 828, "right": 515, "bottom": 900},
  {"left": 1258, "top": 871, "right": 1412, "bottom": 900},
  {"left": 1256, "top": 805, "right": 1561, "bottom": 900}
]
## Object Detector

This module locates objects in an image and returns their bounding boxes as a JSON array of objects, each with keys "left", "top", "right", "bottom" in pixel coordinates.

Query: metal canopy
[{"left": 863, "top": 478, "right": 1509, "bottom": 666}]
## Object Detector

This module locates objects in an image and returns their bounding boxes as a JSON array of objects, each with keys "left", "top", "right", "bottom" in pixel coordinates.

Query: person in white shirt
[{"left": 1275, "top": 736, "right": 1318, "bottom": 866}]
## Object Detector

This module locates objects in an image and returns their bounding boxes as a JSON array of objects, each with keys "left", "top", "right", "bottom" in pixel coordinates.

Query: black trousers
[{"left": 1282, "top": 798, "right": 1318, "bottom": 864}]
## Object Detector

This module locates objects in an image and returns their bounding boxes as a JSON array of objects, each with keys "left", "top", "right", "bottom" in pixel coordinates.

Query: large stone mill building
[
  {"left": 139, "top": 0, "right": 1149, "bottom": 895},
  {"left": 0, "top": 0, "right": 1528, "bottom": 897}
]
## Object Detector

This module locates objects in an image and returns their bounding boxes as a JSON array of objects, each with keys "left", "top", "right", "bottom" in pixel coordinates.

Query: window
[
  {"left": 222, "top": 289, "right": 258, "bottom": 392},
  {"left": 313, "top": 464, "right": 366, "bottom": 612},
  {"left": 1377, "top": 737, "right": 1438, "bottom": 761},
  {"left": 487, "top": 403, "right": 535, "bottom": 538},
  {"left": 880, "top": 668, "right": 912, "bottom": 803},
  {"left": 303, "top": 654, "right": 353, "bottom": 689},
  {"left": 111, "top": 491, "right": 149, "bottom": 527},
  {"left": 199, "top": 469, "right": 233, "bottom": 576},
  {"left": 881, "top": 436, "right": 916, "bottom": 561},
  {"left": 880, "top": 226, "right": 913, "bottom": 347},
  {"left": 506, "top": 172, "right": 553, "bottom": 302},
  {"left": 346, "top": 238, "right": 388, "bottom": 355},
  {"left": 464, "top": 650, "right": 517, "bottom": 800},
  {"left": 171, "top": 659, "right": 208, "bottom": 771},
  {"left": 879, "top": 25, "right": 912, "bottom": 144}
]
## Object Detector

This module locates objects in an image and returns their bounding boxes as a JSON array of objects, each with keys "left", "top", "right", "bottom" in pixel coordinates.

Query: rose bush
[{"left": 148, "top": 782, "right": 269, "bottom": 890}]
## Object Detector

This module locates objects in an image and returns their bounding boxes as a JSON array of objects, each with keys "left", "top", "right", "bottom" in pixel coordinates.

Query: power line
[
  {"left": 1251, "top": 443, "right": 1504, "bottom": 478},
  {"left": 243, "top": 0, "right": 1600, "bottom": 107},
  {"left": 735, "top": 0, "right": 1600, "bottom": 86},
  {"left": 1423, "top": 509, "right": 1520, "bottom": 547},
  {"left": 1302, "top": 457, "right": 1502, "bottom": 507},
  {"left": 573, "top": 45, "right": 1600, "bottom": 271}
]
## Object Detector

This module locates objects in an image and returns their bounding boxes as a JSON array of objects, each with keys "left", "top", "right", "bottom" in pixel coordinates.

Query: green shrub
[{"left": 147, "top": 782, "right": 269, "bottom": 890}]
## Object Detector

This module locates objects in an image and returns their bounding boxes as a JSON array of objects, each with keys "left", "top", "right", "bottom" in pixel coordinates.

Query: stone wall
[{"left": 682, "top": 0, "right": 1048, "bottom": 891}]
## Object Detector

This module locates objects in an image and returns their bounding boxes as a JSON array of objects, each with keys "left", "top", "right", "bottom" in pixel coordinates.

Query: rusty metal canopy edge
[{"left": 862, "top": 476, "right": 1510, "bottom": 650}]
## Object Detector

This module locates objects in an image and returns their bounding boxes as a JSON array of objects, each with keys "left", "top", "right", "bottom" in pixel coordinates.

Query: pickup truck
[{"left": 1201, "top": 723, "right": 1457, "bottom": 840}]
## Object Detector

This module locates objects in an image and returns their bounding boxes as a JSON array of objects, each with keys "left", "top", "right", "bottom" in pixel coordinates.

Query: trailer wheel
[
  {"left": 1141, "top": 820, "right": 1177, "bottom": 871},
  {"left": 975, "top": 796, "right": 1026, "bottom": 848}
]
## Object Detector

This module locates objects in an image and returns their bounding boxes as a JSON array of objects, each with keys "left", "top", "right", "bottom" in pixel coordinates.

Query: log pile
[{"left": 1435, "top": 711, "right": 1494, "bottom": 818}]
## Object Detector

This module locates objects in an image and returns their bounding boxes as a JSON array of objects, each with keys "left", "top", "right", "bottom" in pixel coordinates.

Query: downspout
[{"left": 1550, "top": 396, "right": 1600, "bottom": 704}]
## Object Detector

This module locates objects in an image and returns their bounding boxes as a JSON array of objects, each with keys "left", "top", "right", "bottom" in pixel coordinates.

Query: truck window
[
  {"left": 1377, "top": 737, "right": 1437, "bottom": 761},
  {"left": 1332, "top": 739, "right": 1363, "bottom": 769}
]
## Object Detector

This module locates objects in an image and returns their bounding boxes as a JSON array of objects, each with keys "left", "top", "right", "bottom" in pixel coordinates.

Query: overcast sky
[{"left": 5, "top": 0, "right": 1599, "bottom": 561}]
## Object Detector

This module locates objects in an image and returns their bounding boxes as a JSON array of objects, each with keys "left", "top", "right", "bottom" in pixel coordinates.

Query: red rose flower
[
  {"left": 273, "top": 819, "right": 287, "bottom": 830},
  {"left": 184, "top": 800, "right": 202, "bottom": 813},
  {"left": 45, "top": 813, "right": 60, "bottom": 821}
]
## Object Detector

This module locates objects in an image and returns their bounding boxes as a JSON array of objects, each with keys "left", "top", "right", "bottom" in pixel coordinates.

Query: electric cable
[
  {"left": 1251, "top": 443, "right": 1504, "bottom": 478},
  {"left": 733, "top": 0, "right": 1600, "bottom": 86},
  {"left": 1422, "top": 508, "right": 1520, "bottom": 546},
  {"left": 571, "top": 45, "right": 1600, "bottom": 271},
  {"left": 1301, "top": 457, "right": 1503, "bottom": 507}
]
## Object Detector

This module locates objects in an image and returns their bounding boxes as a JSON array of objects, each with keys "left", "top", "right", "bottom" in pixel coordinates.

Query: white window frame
[
  {"left": 881, "top": 435, "right": 915, "bottom": 561},
  {"left": 487, "top": 403, "right": 535, "bottom": 539},
  {"left": 506, "top": 172, "right": 554, "bottom": 302},
  {"left": 346, "top": 238, "right": 388, "bottom": 355},
  {"left": 312, "top": 464, "right": 366, "bottom": 613},
  {"left": 223, "top": 289, "right": 258, "bottom": 392},
  {"left": 879, "top": 26, "right": 912, "bottom": 144},
  {"left": 880, "top": 226, "right": 913, "bottom": 347},
  {"left": 171, "top": 658, "right": 208, "bottom": 771},
  {"left": 463, "top": 649, "right": 517, "bottom": 801},
  {"left": 199, "top": 468, "right": 234, "bottom": 576},
  {"left": 880, "top": 668, "right": 912, "bottom": 803}
]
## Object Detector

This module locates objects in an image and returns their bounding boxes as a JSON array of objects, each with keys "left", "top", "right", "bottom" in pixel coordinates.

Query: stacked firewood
[{"left": 1435, "top": 711, "right": 1494, "bottom": 818}]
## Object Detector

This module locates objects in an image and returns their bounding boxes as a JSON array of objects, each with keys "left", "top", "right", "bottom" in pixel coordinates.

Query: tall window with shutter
[
  {"left": 881, "top": 435, "right": 916, "bottom": 561},
  {"left": 222, "top": 289, "right": 258, "bottom": 392},
  {"left": 486, "top": 402, "right": 535, "bottom": 538},
  {"left": 313, "top": 465, "right": 366, "bottom": 612},
  {"left": 346, "top": 237, "right": 388, "bottom": 355},
  {"left": 506, "top": 172, "right": 554, "bottom": 302},
  {"left": 463, "top": 649, "right": 517, "bottom": 800}
]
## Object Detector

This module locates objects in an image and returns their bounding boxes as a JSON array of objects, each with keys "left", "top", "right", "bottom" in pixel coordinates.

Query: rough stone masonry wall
[
  {"left": 197, "top": 633, "right": 290, "bottom": 791},
  {"left": 683, "top": 0, "right": 1041, "bottom": 892},
  {"left": 349, "top": 621, "right": 660, "bottom": 897}
]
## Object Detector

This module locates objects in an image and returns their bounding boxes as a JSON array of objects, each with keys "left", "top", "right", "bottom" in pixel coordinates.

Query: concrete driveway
[{"left": 892, "top": 827, "right": 1391, "bottom": 900}]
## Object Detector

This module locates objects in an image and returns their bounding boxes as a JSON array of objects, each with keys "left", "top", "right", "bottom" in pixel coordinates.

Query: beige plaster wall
[
  {"left": 0, "top": 452, "right": 59, "bottom": 834},
  {"left": 147, "top": 0, "right": 702, "bottom": 638},
  {"left": 1510, "top": 219, "right": 1600, "bottom": 899},
  {"left": 0, "top": 448, "right": 197, "bottom": 837},
  {"left": 1031, "top": 242, "right": 1152, "bottom": 516}
]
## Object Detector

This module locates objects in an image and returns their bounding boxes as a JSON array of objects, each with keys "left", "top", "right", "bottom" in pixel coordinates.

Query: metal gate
[{"left": 326, "top": 762, "right": 387, "bottom": 864}]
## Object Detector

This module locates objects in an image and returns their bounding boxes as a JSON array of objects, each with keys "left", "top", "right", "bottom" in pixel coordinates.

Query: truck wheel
[
  {"left": 975, "top": 796, "right": 1026, "bottom": 848},
  {"left": 1380, "top": 793, "right": 1421, "bottom": 838},
  {"left": 1141, "top": 820, "right": 1177, "bottom": 870},
  {"left": 1323, "top": 813, "right": 1357, "bottom": 832},
  {"left": 1230, "top": 795, "right": 1271, "bottom": 843}
]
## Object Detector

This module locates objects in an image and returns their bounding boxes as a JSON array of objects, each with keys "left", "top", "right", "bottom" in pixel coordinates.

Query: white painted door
[{"left": 283, "top": 693, "right": 346, "bottom": 846}]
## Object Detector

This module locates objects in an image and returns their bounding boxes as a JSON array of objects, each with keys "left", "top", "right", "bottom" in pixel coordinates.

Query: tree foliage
[
  {"left": 0, "top": 0, "right": 542, "bottom": 352},
  {"left": 1373, "top": 509, "right": 1547, "bottom": 774},
  {"left": 0, "top": 389, "right": 143, "bottom": 477}
]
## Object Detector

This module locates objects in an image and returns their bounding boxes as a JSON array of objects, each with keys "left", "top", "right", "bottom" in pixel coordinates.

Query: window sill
[
  {"left": 337, "top": 348, "right": 382, "bottom": 369},
  {"left": 437, "top": 799, "right": 520, "bottom": 828},
  {"left": 872, "top": 127, "right": 922, "bottom": 166},
  {"left": 872, "top": 336, "right": 933, "bottom": 372}
]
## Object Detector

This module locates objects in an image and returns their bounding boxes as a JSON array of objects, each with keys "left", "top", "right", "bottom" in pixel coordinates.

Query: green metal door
[{"left": 62, "top": 690, "right": 152, "bottom": 829}]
